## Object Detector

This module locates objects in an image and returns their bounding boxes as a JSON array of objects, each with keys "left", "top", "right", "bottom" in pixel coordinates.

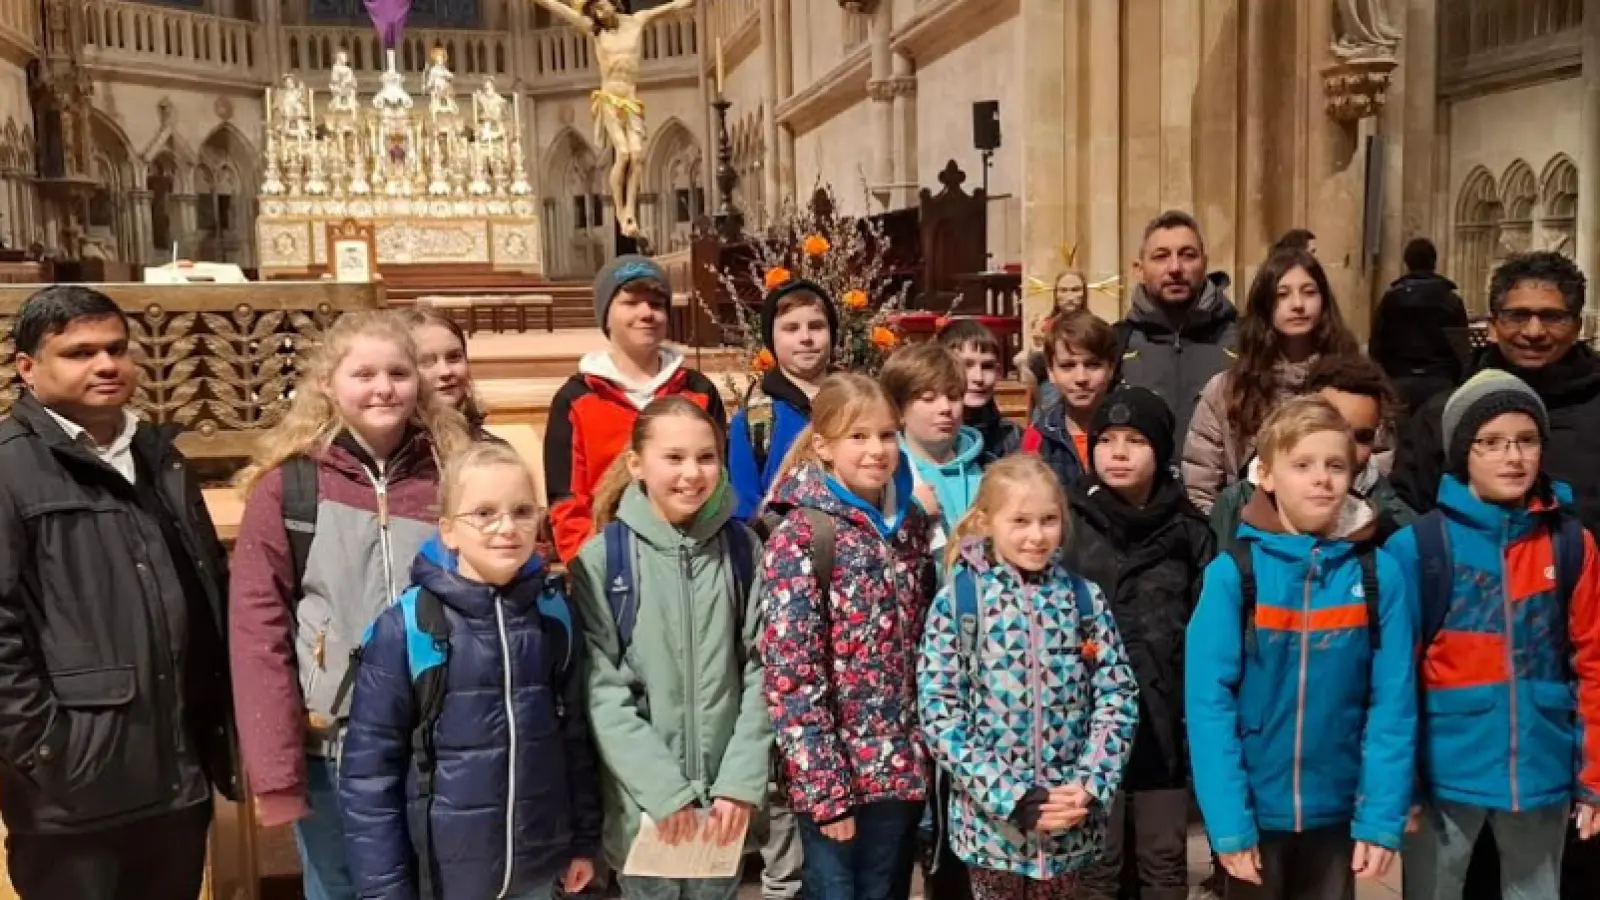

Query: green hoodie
[{"left": 568, "top": 482, "right": 772, "bottom": 867}]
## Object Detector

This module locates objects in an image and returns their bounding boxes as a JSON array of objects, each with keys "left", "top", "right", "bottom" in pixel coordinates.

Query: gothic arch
[
  {"left": 1540, "top": 154, "right": 1578, "bottom": 256},
  {"left": 541, "top": 127, "right": 606, "bottom": 279},
  {"left": 1454, "top": 166, "right": 1502, "bottom": 314},
  {"left": 643, "top": 117, "right": 702, "bottom": 252},
  {"left": 1498, "top": 159, "right": 1538, "bottom": 255}
]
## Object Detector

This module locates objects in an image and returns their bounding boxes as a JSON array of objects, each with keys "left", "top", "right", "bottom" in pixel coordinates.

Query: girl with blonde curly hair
[{"left": 228, "top": 309, "right": 471, "bottom": 899}]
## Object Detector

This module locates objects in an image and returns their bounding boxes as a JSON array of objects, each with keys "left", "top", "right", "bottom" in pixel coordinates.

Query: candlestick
[
  {"left": 715, "top": 38, "right": 725, "bottom": 96},
  {"left": 513, "top": 93, "right": 520, "bottom": 135}
]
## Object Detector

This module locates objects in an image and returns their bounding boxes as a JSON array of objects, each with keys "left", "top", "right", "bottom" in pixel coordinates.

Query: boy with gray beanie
[{"left": 1385, "top": 368, "right": 1600, "bottom": 900}]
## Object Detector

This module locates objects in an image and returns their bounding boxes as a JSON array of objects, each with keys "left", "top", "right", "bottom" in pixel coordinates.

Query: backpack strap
[
  {"left": 536, "top": 575, "right": 576, "bottom": 676},
  {"left": 1357, "top": 548, "right": 1382, "bottom": 651},
  {"left": 1554, "top": 511, "right": 1586, "bottom": 608},
  {"left": 602, "top": 520, "right": 640, "bottom": 655},
  {"left": 721, "top": 523, "right": 755, "bottom": 668},
  {"left": 797, "top": 507, "right": 837, "bottom": 589},
  {"left": 1414, "top": 510, "right": 1454, "bottom": 651},
  {"left": 1229, "top": 544, "right": 1258, "bottom": 656},
  {"left": 281, "top": 454, "right": 319, "bottom": 605},
  {"left": 953, "top": 568, "right": 981, "bottom": 678},
  {"left": 402, "top": 587, "right": 451, "bottom": 900}
]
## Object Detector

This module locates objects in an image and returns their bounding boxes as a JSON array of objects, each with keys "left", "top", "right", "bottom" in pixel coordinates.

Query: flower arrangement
[{"left": 700, "top": 182, "right": 914, "bottom": 390}]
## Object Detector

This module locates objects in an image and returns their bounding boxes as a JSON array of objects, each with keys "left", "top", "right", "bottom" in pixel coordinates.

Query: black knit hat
[
  {"left": 761, "top": 278, "right": 840, "bottom": 351},
  {"left": 1441, "top": 369, "right": 1549, "bottom": 479},
  {"left": 1090, "top": 385, "right": 1177, "bottom": 477}
]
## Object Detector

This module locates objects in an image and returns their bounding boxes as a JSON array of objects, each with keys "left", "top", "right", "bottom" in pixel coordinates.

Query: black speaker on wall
[{"left": 973, "top": 100, "right": 1001, "bottom": 152}]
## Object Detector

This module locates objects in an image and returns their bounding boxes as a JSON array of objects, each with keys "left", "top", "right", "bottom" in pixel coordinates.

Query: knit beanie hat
[
  {"left": 761, "top": 278, "right": 840, "bottom": 351},
  {"left": 592, "top": 254, "right": 669, "bottom": 334},
  {"left": 1441, "top": 369, "right": 1549, "bottom": 478},
  {"left": 1090, "top": 385, "right": 1176, "bottom": 476}
]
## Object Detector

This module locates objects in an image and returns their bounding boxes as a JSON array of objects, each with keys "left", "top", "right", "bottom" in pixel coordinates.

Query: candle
[
  {"left": 715, "top": 38, "right": 724, "bottom": 96},
  {"left": 265, "top": 86, "right": 274, "bottom": 125},
  {"left": 513, "top": 94, "right": 520, "bottom": 137}
]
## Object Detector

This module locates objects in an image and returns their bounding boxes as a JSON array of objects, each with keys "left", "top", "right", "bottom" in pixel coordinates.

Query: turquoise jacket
[
  {"left": 903, "top": 426, "right": 986, "bottom": 533},
  {"left": 1186, "top": 490, "right": 1417, "bottom": 852}
]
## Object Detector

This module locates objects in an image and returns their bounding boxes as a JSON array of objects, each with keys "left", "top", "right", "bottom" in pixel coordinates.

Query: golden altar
[{"left": 255, "top": 49, "right": 544, "bottom": 279}]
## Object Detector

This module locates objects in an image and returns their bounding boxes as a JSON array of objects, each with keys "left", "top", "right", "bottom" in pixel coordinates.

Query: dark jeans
[
  {"left": 798, "top": 800, "right": 922, "bottom": 900},
  {"left": 8, "top": 803, "right": 212, "bottom": 900},
  {"left": 1222, "top": 826, "right": 1354, "bottom": 900},
  {"left": 1079, "top": 788, "right": 1189, "bottom": 900},
  {"left": 1458, "top": 820, "right": 1597, "bottom": 900}
]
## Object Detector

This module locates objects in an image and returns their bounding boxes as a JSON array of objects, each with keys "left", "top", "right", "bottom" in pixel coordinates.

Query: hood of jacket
[
  {"left": 767, "top": 453, "right": 916, "bottom": 539},
  {"left": 1237, "top": 481, "right": 1378, "bottom": 561},
  {"left": 1243, "top": 453, "right": 1381, "bottom": 500},
  {"left": 613, "top": 477, "right": 735, "bottom": 550},
  {"left": 1435, "top": 473, "right": 1569, "bottom": 545},
  {"left": 903, "top": 427, "right": 985, "bottom": 527},
  {"left": 1126, "top": 279, "right": 1238, "bottom": 337},
  {"left": 1068, "top": 475, "right": 1197, "bottom": 545},
  {"left": 758, "top": 368, "right": 814, "bottom": 415},
  {"left": 409, "top": 533, "right": 550, "bottom": 620},
  {"left": 578, "top": 347, "right": 687, "bottom": 409}
]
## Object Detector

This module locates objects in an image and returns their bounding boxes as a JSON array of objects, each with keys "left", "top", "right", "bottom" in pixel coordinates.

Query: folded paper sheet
[{"left": 623, "top": 812, "right": 746, "bottom": 879}]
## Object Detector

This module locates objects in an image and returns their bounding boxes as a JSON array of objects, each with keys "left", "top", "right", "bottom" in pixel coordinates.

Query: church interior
[{"left": 0, "top": 0, "right": 1591, "bottom": 896}]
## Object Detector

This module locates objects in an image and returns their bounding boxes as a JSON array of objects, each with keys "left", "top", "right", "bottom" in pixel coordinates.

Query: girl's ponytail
[
  {"left": 591, "top": 454, "right": 634, "bottom": 530},
  {"left": 943, "top": 504, "right": 989, "bottom": 576}
]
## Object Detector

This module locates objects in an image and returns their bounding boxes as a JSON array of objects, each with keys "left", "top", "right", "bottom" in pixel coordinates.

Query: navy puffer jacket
[{"left": 339, "top": 536, "right": 602, "bottom": 900}]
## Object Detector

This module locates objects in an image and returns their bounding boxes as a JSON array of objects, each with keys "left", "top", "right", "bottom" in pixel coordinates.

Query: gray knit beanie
[
  {"left": 592, "top": 254, "right": 669, "bottom": 334},
  {"left": 1440, "top": 369, "right": 1549, "bottom": 478}
]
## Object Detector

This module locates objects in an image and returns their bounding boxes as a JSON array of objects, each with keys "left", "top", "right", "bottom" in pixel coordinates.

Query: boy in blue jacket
[
  {"left": 881, "top": 342, "right": 986, "bottom": 552},
  {"left": 1187, "top": 395, "right": 1416, "bottom": 900},
  {"left": 728, "top": 277, "right": 837, "bottom": 521}
]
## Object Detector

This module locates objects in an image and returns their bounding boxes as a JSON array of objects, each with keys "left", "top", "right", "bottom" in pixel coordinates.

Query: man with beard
[
  {"left": 1114, "top": 211, "right": 1241, "bottom": 448},
  {"left": 1390, "top": 250, "right": 1600, "bottom": 900},
  {"left": 0, "top": 286, "right": 237, "bottom": 899}
]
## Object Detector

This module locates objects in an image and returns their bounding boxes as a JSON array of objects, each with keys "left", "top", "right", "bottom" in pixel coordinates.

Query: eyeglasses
[
  {"left": 1494, "top": 308, "right": 1578, "bottom": 330},
  {"left": 1469, "top": 436, "right": 1543, "bottom": 458},
  {"left": 454, "top": 505, "right": 542, "bottom": 534}
]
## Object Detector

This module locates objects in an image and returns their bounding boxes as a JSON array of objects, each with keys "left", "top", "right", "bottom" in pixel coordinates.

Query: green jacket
[
  {"left": 568, "top": 483, "right": 772, "bottom": 867},
  {"left": 1209, "top": 471, "right": 1418, "bottom": 555}
]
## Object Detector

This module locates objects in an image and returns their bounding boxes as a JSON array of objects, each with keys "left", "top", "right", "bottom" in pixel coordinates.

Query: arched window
[
  {"left": 1540, "top": 154, "right": 1577, "bottom": 256},
  {"left": 1498, "top": 159, "right": 1537, "bottom": 255},
  {"left": 1454, "top": 166, "right": 1502, "bottom": 314}
]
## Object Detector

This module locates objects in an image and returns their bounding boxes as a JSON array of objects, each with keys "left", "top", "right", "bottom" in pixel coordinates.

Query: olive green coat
[{"left": 568, "top": 483, "right": 772, "bottom": 867}]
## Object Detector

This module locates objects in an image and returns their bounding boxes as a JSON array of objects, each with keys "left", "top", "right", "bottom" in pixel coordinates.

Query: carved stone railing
[
  {"left": 527, "top": 10, "right": 699, "bottom": 92},
  {"left": 282, "top": 25, "right": 514, "bottom": 80},
  {"left": 0, "top": 282, "right": 383, "bottom": 468},
  {"left": 708, "top": 0, "right": 759, "bottom": 45},
  {"left": 83, "top": 0, "right": 267, "bottom": 84}
]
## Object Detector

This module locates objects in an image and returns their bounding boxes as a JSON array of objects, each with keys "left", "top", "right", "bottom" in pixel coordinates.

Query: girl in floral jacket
[
  {"left": 759, "top": 372, "right": 936, "bottom": 899},
  {"left": 919, "top": 454, "right": 1140, "bottom": 900}
]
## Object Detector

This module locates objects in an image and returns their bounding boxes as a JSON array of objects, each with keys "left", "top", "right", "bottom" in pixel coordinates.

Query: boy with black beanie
[{"left": 1063, "top": 385, "right": 1214, "bottom": 900}]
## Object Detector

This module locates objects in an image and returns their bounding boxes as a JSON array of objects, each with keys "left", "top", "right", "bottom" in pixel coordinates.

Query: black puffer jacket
[
  {"left": 1391, "top": 344, "right": 1600, "bottom": 533},
  {"left": 0, "top": 394, "right": 238, "bottom": 834},
  {"left": 1062, "top": 477, "right": 1214, "bottom": 791}
]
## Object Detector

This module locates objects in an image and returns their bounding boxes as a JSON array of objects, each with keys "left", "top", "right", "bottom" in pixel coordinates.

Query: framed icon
[{"left": 326, "top": 218, "right": 376, "bottom": 282}]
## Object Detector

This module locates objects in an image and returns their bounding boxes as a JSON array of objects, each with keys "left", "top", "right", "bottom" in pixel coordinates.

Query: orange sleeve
[
  {"left": 1570, "top": 531, "right": 1600, "bottom": 802},
  {"left": 543, "top": 385, "right": 591, "bottom": 564}
]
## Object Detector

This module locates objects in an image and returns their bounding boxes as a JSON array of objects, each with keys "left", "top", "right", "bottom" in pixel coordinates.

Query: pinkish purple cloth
[{"left": 363, "top": 0, "right": 411, "bottom": 47}]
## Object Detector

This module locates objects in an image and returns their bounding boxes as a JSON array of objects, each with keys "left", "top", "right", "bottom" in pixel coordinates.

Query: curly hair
[
  {"left": 1225, "top": 248, "right": 1359, "bottom": 446},
  {"left": 1304, "top": 353, "right": 1401, "bottom": 424},
  {"left": 1489, "top": 250, "right": 1587, "bottom": 315},
  {"left": 234, "top": 310, "right": 472, "bottom": 497}
]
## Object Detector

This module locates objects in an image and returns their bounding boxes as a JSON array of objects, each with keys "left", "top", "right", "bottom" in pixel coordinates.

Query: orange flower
[
  {"left": 764, "top": 267, "right": 794, "bottom": 291},
  {"left": 870, "top": 326, "right": 898, "bottom": 350},
  {"left": 934, "top": 316, "right": 952, "bottom": 332},
  {"left": 753, "top": 348, "right": 776, "bottom": 372},
  {"left": 802, "top": 234, "right": 831, "bottom": 257},
  {"left": 842, "top": 289, "right": 869, "bottom": 310}
]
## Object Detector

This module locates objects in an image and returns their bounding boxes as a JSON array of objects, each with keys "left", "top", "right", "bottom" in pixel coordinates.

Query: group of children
[{"left": 222, "top": 252, "right": 1600, "bottom": 900}]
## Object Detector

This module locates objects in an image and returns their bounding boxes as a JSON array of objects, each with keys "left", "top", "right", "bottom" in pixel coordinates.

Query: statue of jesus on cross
[{"left": 528, "top": 0, "right": 696, "bottom": 238}]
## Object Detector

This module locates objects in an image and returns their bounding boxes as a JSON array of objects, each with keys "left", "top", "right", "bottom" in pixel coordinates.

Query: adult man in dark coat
[
  {"left": 0, "top": 285, "right": 238, "bottom": 899},
  {"left": 1389, "top": 251, "right": 1600, "bottom": 900},
  {"left": 1370, "top": 237, "right": 1471, "bottom": 419}
]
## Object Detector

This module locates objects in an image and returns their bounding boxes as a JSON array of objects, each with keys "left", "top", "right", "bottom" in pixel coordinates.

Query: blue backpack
[
  {"left": 392, "top": 578, "right": 576, "bottom": 900},
  {"left": 950, "top": 566, "right": 1099, "bottom": 668},
  {"left": 601, "top": 520, "right": 757, "bottom": 657}
]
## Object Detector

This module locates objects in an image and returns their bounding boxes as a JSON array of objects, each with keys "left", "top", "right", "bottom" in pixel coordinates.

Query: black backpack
[{"left": 1228, "top": 539, "right": 1382, "bottom": 656}]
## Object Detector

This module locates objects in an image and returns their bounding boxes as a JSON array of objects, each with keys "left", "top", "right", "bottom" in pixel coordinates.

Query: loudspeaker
[{"left": 973, "top": 101, "right": 1001, "bottom": 152}]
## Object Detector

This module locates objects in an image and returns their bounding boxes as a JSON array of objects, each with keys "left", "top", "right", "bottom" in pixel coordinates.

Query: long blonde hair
[
  {"left": 235, "top": 309, "right": 472, "bottom": 496},
  {"left": 943, "top": 454, "right": 1068, "bottom": 574},
  {"left": 766, "top": 372, "right": 897, "bottom": 490},
  {"left": 590, "top": 395, "right": 726, "bottom": 531},
  {"left": 399, "top": 306, "right": 489, "bottom": 428}
]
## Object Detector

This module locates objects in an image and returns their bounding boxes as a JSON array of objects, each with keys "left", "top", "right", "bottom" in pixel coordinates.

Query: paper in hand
[{"left": 623, "top": 811, "right": 746, "bottom": 879}]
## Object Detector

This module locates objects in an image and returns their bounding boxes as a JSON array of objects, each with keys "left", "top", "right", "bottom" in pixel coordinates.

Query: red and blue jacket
[
  {"left": 1186, "top": 490, "right": 1417, "bottom": 853},
  {"left": 1384, "top": 476, "right": 1600, "bottom": 812}
]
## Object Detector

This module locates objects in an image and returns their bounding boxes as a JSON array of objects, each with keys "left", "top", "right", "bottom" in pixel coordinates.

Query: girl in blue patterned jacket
[{"left": 918, "top": 454, "right": 1140, "bottom": 900}]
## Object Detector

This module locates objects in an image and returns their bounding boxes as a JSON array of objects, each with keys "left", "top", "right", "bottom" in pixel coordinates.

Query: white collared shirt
[{"left": 43, "top": 406, "right": 141, "bottom": 485}]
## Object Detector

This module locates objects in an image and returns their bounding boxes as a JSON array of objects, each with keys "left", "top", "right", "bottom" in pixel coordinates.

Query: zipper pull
[{"left": 314, "top": 631, "right": 327, "bottom": 669}]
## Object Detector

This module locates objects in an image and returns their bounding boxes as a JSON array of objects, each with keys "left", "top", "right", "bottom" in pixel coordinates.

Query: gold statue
[
  {"left": 424, "top": 45, "right": 458, "bottom": 118},
  {"left": 527, "top": 0, "right": 696, "bottom": 237}
]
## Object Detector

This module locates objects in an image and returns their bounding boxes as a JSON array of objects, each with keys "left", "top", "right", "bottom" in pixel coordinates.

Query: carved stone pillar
[
  {"left": 866, "top": 5, "right": 894, "bottom": 201},
  {"left": 889, "top": 54, "right": 917, "bottom": 209},
  {"left": 128, "top": 189, "right": 152, "bottom": 264},
  {"left": 173, "top": 194, "right": 199, "bottom": 255},
  {"left": 1579, "top": 0, "right": 1600, "bottom": 283},
  {"left": 760, "top": 0, "right": 781, "bottom": 219},
  {"left": 774, "top": 0, "right": 794, "bottom": 204},
  {"left": 1398, "top": 0, "right": 1438, "bottom": 249}
]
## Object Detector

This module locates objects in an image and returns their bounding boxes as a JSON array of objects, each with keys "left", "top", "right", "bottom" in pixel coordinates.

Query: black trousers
[
  {"left": 1222, "top": 826, "right": 1354, "bottom": 900},
  {"left": 1078, "top": 788, "right": 1189, "bottom": 900},
  {"left": 1459, "top": 822, "right": 1600, "bottom": 900},
  {"left": 7, "top": 804, "right": 212, "bottom": 900}
]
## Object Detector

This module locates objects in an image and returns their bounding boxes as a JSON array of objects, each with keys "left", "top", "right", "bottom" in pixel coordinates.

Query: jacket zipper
[
  {"left": 366, "top": 460, "right": 397, "bottom": 602},
  {"left": 1026, "top": 579, "right": 1047, "bottom": 871},
  {"left": 1293, "top": 549, "right": 1317, "bottom": 832},
  {"left": 494, "top": 594, "right": 518, "bottom": 898},
  {"left": 679, "top": 546, "right": 702, "bottom": 789},
  {"left": 1503, "top": 520, "right": 1520, "bottom": 811}
]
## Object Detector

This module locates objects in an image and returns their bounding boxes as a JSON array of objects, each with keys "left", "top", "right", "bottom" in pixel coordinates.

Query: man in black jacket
[
  {"left": 0, "top": 285, "right": 238, "bottom": 900},
  {"left": 1370, "top": 237, "right": 1471, "bottom": 419},
  {"left": 1389, "top": 251, "right": 1600, "bottom": 900}
]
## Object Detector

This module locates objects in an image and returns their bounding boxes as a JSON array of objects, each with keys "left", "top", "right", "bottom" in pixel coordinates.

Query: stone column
[
  {"left": 128, "top": 189, "right": 152, "bottom": 264},
  {"left": 889, "top": 53, "right": 917, "bottom": 208},
  {"left": 1019, "top": 0, "right": 1072, "bottom": 329},
  {"left": 1399, "top": 0, "right": 1439, "bottom": 248},
  {"left": 866, "top": 6, "right": 894, "bottom": 200},
  {"left": 173, "top": 194, "right": 199, "bottom": 255},
  {"left": 1580, "top": 0, "right": 1600, "bottom": 282},
  {"left": 1083, "top": 0, "right": 1121, "bottom": 318},
  {"left": 774, "top": 0, "right": 794, "bottom": 204},
  {"left": 760, "top": 0, "right": 781, "bottom": 219}
]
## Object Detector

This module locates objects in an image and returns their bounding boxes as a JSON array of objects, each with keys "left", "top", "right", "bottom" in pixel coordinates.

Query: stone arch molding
[{"left": 1451, "top": 154, "right": 1583, "bottom": 311}]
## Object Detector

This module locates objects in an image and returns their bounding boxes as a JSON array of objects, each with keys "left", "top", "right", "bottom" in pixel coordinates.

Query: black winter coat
[
  {"left": 1062, "top": 477, "right": 1214, "bottom": 791},
  {"left": 0, "top": 394, "right": 238, "bottom": 834},
  {"left": 1391, "top": 344, "right": 1600, "bottom": 533},
  {"left": 1370, "top": 272, "right": 1470, "bottom": 384}
]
